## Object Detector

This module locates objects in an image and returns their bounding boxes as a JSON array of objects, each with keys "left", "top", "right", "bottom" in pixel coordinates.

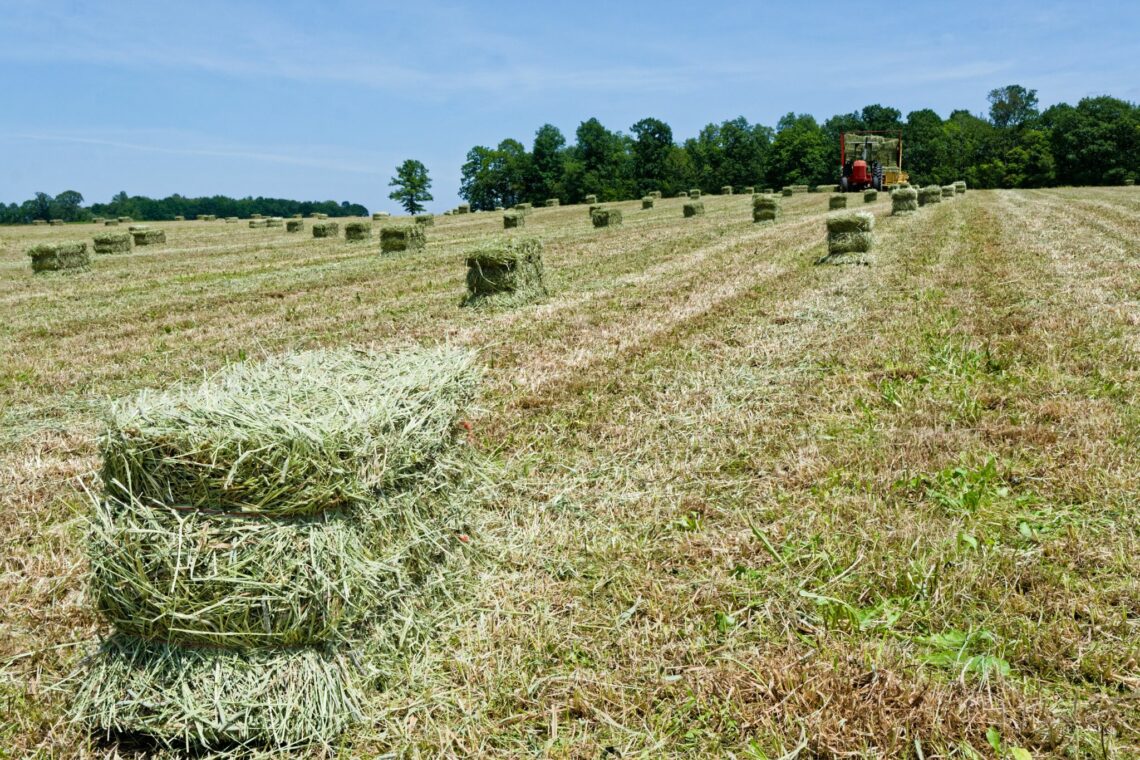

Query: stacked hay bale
[
  {"left": 415, "top": 214, "right": 435, "bottom": 226},
  {"left": 130, "top": 227, "right": 167, "bottom": 246},
  {"left": 584, "top": 194, "right": 597, "bottom": 205},
  {"left": 312, "top": 221, "right": 340, "bottom": 238},
  {"left": 381, "top": 224, "right": 426, "bottom": 252},
  {"left": 591, "top": 208, "right": 622, "bottom": 228},
  {"left": 32, "top": 219, "right": 47, "bottom": 226},
  {"left": 954, "top": 180, "right": 967, "bottom": 194},
  {"left": 752, "top": 195, "right": 779, "bottom": 223},
  {"left": 641, "top": 196, "right": 655, "bottom": 209},
  {"left": 941, "top": 185, "right": 956, "bottom": 199},
  {"left": 823, "top": 211, "right": 874, "bottom": 265},
  {"left": 72, "top": 347, "right": 481, "bottom": 752},
  {"left": 829, "top": 195, "right": 847, "bottom": 210},
  {"left": 345, "top": 221, "right": 372, "bottom": 241},
  {"left": 545, "top": 198, "right": 560, "bottom": 207},
  {"left": 250, "top": 219, "right": 268, "bottom": 229},
  {"left": 781, "top": 188, "right": 794, "bottom": 197},
  {"left": 28, "top": 242, "right": 89, "bottom": 273},
  {"left": 50, "top": 219, "right": 64, "bottom": 226},
  {"left": 689, "top": 189, "right": 701, "bottom": 199},
  {"left": 683, "top": 201, "right": 705, "bottom": 218},
  {"left": 918, "top": 186, "right": 942, "bottom": 206},
  {"left": 457, "top": 204, "right": 471, "bottom": 215},
  {"left": 891, "top": 186, "right": 919, "bottom": 216},
  {"left": 721, "top": 185, "right": 733, "bottom": 195},
  {"left": 1125, "top": 178, "right": 1135, "bottom": 186},
  {"left": 93, "top": 232, "right": 132, "bottom": 254},
  {"left": 286, "top": 219, "right": 304, "bottom": 233},
  {"left": 266, "top": 217, "right": 285, "bottom": 228},
  {"left": 864, "top": 189, "right": 878, "bottom": 203},
  {"left": 503, "top": 211, "right": 525, "bottom": 229},
  {"left": 462, "top": 237, "right": 547, "bottom": 308}
]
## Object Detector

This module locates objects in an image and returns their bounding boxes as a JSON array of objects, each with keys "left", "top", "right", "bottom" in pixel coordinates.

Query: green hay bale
[
  {"left": 503, "top": 211, "right": 525, "bottom": 229},
  {"left": 752, "top": 195, "right": 780, "bottom": 223},
  {"left": 28, "top": 241, "right": 89, "bottom": 272},
  {"left": 93, "top": 232, "right": 132, "bottom": 254},
  {"left": 918, "top": 186, "right": 942, "bottom": 206},
  {"left": 591, "top": 207, "right": 622, "bottom": 227},
  {"left": 650, "top": 191, "right": 662, "bottom": 199},
  {"left": 249, "top": 219, "right": 268, "bottom": 229},
  {"left": 545, "top": 198, "right": 560, "bottom": 207},
  {"left": 93, "top": 217, "right": 104, "bottom": 224},
  {"left": 371, "top": 212, "right": 390, "bottom": 221},
  {"left": 286, "top": 220, "right": 304, "bottom": 233},
  {"left": 743, "top": 186, "right": 755, "bottom": 194},
  {"left": 293, "top": 214, "right": 303, "bottom": 219},
  {"left": 584, "top": 194, "right": 597, "bottom": 205},
  {"left": 251, "top": 214, "right": 264, "bottom": 220},
  {"left": 72, "top": 634, "right": 363, "bottom": 751},
  {"left": 131, "top": 229, "right": 166, "bottom": 246},
  {"left": 32, "top": 219, "right": 47, "bottom": 225},
  {"left": 345, "top": 221, "right": 372, "bottom": 241},
  {"left": 688, "top": 189, "right": 701, "bottom": 199},
  {"left": 104, "top": 219, "right": 120, "bottom": 226},
  {"left": 380, "top": 224, "right": 426, "bottom": 253},
  {"left": 675, "top": 191, "right": 688, "bottom": 198},
  {"left": 1124, "top": 178, "right": 1135, "bottom": 186},
  {"left": 50, "top": 219, "right": 64, "bottom": 226},
  {"left": 196, "top": 215, "right": 216, "bottom": 221},
  {"left": 457, "top": 203, "right": 471, "bottom": 214},
  {"left": 641, "top": 196, "right": 654, "bottom": 209},
  {"left": 824, "top": 211, "right": 874, "bottom": 264},
  {"left": 954, "top": 180, "right": 967, "bottom": 194},
  {"left": 118, "top": 217, "right": 133, "bottom": 223},
  {"left": 720, "top": 185, "right": 733, "bottom": 195},
  {"left": 781, "top": 188, "right": 794, "bottom": 197},
  {"left": 315, "top": 213, "right": 329, "bottom": 220},
  {"left": 462, "top": 237, "right": 546, "bottom": 308},
  {"left": 513, "top": 202, "right": 532, "bottom": 211},
  {"left": 891, "top": 187, "right": 919, "bottom": 216},
  {"left": 864, "top": 189, "right": 878, "bottom": 203},
  {"left": 415, "top": 214, "right": 435, "bottom": 226},
  {"left": 225, "top": 217, "right": 239, "bottom": 223},
  {"left": 265, "top": 217, "right": 285, "bottom": 228},
  {"left": 494, "top": 206, "right": 504, "bottom": 211},
  {"left": 829, "top": 195, "right": 847, "bottom": 210},
  {"left": 312, "top": 222, "right": 339, "bottom": 238},
  {"left": 683, "top": 201, "right": 705, "bottom": 218},
  {"left": 174, "top": 215, "right": 185, "bottom": 221},
  {"left": 941, "top": 185, "right": 956, "bottom": 198},
  {"left": 787, "top": 185, "right": 810, "bottom": 194}
]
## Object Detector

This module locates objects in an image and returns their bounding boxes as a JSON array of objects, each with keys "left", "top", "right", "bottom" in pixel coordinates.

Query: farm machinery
[{"left": 839, "top": 131, "right": 908, "bottom": 192}]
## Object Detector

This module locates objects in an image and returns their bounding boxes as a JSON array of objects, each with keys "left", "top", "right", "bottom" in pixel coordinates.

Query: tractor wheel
[{"left": 840, "top": 177, "right": 850, "bottom": 193}]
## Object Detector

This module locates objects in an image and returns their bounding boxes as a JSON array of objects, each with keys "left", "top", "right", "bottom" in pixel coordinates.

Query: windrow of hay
[
  {"left": 312, "top": 221, "right": 339, "bottom": 238},
  {"left": 864, "top": 189, "right": 878, "bottom": 202},
  {"left": 641, "top": 196, "right": 655, "bottom": 209},
  {"left": 752, "top": 194, "right": 779, "bottom": 223},
  {"left": 822, "top": 210, "right": 874, "bottom": 264},
  {"left": 380, "top": 224, "right": 426, "bottom": 253},
  {"left": 591, "top": 207, "right": 622, "bottom": 228},
  {"left": 918, "top": 186, "right": 942, "bottom": 206},
  {"left": 829, "top": 194, "right": 847, "bottom": 210},
  {"left": 286, "top": 219, "right": 304, "bottom": 233},
  {"left": 345, "top": 221, "right": 372, "bottom": 242},
  {"left": 461, "top": 236, "right": 547, "bottom": 308},
  {"left": 954, "top": 180, "right": 967, "bottom": 194},
  {"left": 891, "top": 186, "right": 919, "bottom": 215},
  {"left": 415, "top": 214, "right": 435, "bottom": 226},
  {"left": 941, "top": 185, "right": 956, "bottom": 198},
  {"left": 683, "top": 201, "right": 705, "bottom": 217},
  {"left": 503, "top": 211, "right": 525, "bottom": 229},
  {"left": 28, "top": 241, "right": 89, "bottom": 272},
  {"left": 93, "top": 232, "right": 132, "bottom": 254}
]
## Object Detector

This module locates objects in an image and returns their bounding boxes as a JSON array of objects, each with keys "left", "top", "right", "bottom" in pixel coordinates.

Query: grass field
[{"left": 1, "top": 188, "right": 1137, "bottom": 757}]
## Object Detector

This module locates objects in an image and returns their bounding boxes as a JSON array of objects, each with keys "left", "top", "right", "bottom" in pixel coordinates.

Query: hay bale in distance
[
  {"left": 1125, "top": 178, "right": 1135, "bottom": 186},
  {"left": 954, "top": 180, "right": 967, "bottom": 194},
  {"left": 415, "top": 214, "right": 435, "bottom": 226},
  {"left": 249, "top": 219, "right": 268, "bottom": 229},
  {"left": 545, "top": 198, "right": 559, "bottom": 207},
  {"left": 514, "top": 202, "right": 532, "bottom": 212},
  {"left": 829, "top": 195, "right": 847, "bottom": 210},
  {"left": 94, "top": 232, "right": 132, "bottom": 254},
  {"left": 131, "top": 228, "right": 167, "bottom": 246},
  {"left": 941, "top": 185, "right": 956, "bottom": 198},
  {"left": 675, "top": 191, "right": 688, "bottom": 198},
  {"left": 824, "top": 211, "right": 874, "bottom": 264},
  {"left": 380, "top": 224, "right": 426, "bottom": 253},
  {"left": 286, "top": 220, "right": 304, "bottom": 233},
  {"left": 345, "top": 221, "right": 372, "bottom": 241},
  {"left": 752, "top": 195, "right": 779, "bottom": 223},
  {"left": 591, "top": 208, "right": 622, "bottom": 228},
  {"left": 32, "top": 219, "right": 47, "bottom": 225},
  {"left": 250, "top": 214, "right": 263, "bottom": 220},
  {"left": 584, "top": 194, "right": 597, "bottom": 205},
  {"left": 781, "top": 188, "right": 794, "bottom": 197},
  {"left": 50, "top": 219, "right": 64, "bottom": 226},
  {"left": 683, "top": 201, "right": 705, "bottom": 218},
  {"left": 918, "top": 186, "right": 942, "bottom": 206},
  {"left": 225, "top": 217, "right": 239, "bottom": 223},
  {"left": 372, "top": 212, "right": 390, "bottom": 221},
  {"left": 103, "top": 219, "right": 120, "bottom": 226},
  {"left": 650, "top": 190, "right": 662, "bottom": 199},
  {"left": 503, "top": 211, "right": 525, "bottom": 229},
  {"left": 688, "top": 189, "right": 701, "bottom": 199},
  {"left": 174, "top": 215, "right": 185, "bottom": 221},
  {"left": 891, "top": 186, "right": 919, "bottom": 216},
  {"left": 462, "top": 236, "right": 546, "bottom": 308},
  {"left": 312, "top": 222, "right": 340, "bottom": 238},
  {"left": 117, "top": 217, "right": 132, "bottom": 223},
  {"left": 457, "top": 204, "right": 471, "bottom": 214},
  {"left": 641, "top": 196, "right": 654, "bottom": 209},
  {"left": 743, "top": 186, "right": 755, "bottom": 194},
  {"left": 266, "top": 217, "right": 285, "bottom": 228},
  {"left": 863, "top": 189, "right": 878, "bottom": 203},
  {"left": 721, "top": 185, "right": 733, "bottom": 195},
  {"left": 28, "top": 241, "right": 89, "bottom": 272}
]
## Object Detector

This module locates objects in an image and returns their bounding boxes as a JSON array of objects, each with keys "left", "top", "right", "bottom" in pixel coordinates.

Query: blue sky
[{"left": 1, "top": 1, "right": 1136, "bottom": 213}]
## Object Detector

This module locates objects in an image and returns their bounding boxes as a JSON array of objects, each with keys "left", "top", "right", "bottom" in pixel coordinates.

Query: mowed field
[{"left": 1, "top": 188, "right": 1137, "bottom": 758}]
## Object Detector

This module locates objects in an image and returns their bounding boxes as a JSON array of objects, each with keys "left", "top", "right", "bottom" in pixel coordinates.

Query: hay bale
[
  {"left": 93, "top": 217, "right": 104, "bottom": 224},
  {"left": 683, "top": 201, "right": 705, "bottom": 218},
  {"left": 584, "top": 194, "right": 597, "bottom": 205},
  {"left": 1124, "top": 178, "right": 1135, "bottom": 186},
  {"left": 545, "top": 198, "right": 560, "bottom": 207},
  {"left": 743, "top": 186, "right": 755, "bottom": 194},
  {"left": 863, "top": 189, "right": 878, "bottom": 203},
  {"left": 266, "top": 217, "right": 285, "bottom": 228},
  {"left": 131, "top": 228, "right": 166, "bottom": 246},
  {"left": 918, "top": 186, "right": 942, "bottom": 206},
  {"left": 28, "top": 241, "right": 89, "bottom": 272},
  {"left": 380, "top": 224, "right": 426, "bottom": 253},
  {"left": 721, "top": 185, "right": 733, "bottom": 195},
  {"left": 591, "top": 208, "right": 622, "bottom": 228},
  {"left": 787, "top": 185, "right": 810, "bottom": 194},
  {"left": 650, "top": 191, "right": 662, "bottom": 199},
  {"left": 315, "top": 213, "right": 329, "bottom": 220},
  {"left": 641, "top": 196, "right": 654, "bottom": 209},
  {"left": 225, "top": 217, "right": 239, "bottom": 223},
  {"left": 513, "top": 202, "right": 532, "bottom": 212},
  {"left": 954, "top": 180, "right": 967, "bottom": 194},
  {"left": 345, "top": 221, "right": 371, "bottom": 241},
  {"left": 457, "top": 203, "right": 471, "bottom": 214},
  {"left": 829, "top": 195, "right": 847, "bottom": 210},
  {"left": 32, "top": 219, "right": 47, "bottom": 225},
  {"left": 676, "top": 191, "right": 688, "bottom": 198},
  {"left": 891, "top": 186, "right": 919, "bottom": 216},
  {"left": 93, "top": 232, "right": 132, "bottom": 254},
  {"left": 503, "top": 211, "right": 525, "bottom": 229},
  {"left": 415, "top": 214, "right": 435, "bottom": 226},
  {"left": 462, "top": 237, "right": 546, "bottom": 308},
  {"left": 251, "top": 214, "right": 263, "bottom": 220},
  {"left": 118, "top": 217, "right": 132, "bottom": 223},
  {"left": 286, "top": 220, "right": 304, "bottom": 233},
  {"left": 781, "top": 188, "right": 794, "bottom": 197},
  {"left": 103, "top": 219, "right": 120, "bottom": 226},
  {"left": 312, "top": 222, "right": 340, "bottom": 238},
  {"left": 689, "top": 189, "right": 701, "bottom": 199},
  {"left": 372, "top": 212, "right": 390, "bottom": 221},
  {"left": 752, "top": 195, "right": 780, "bottom": 223},
  {"left": 174, "top": 215, "right": 185, "bottom": 221},
  {"left": 941, "top": 185, "right": 955, "bottom": 198},
  {"left": 249, "top": 219, "right": 268, "bottom": 229},
  {"left": 50, "top": 219, "right": 64, "bottom": 226},
  {"left": 293, "top": 214, "right": 303, "bottom": 219},
  {"left": 823, "top": 211, "right": 874, "bottom": 264}
]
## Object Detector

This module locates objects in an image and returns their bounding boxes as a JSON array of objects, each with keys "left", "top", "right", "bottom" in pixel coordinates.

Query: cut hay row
[
  {"left": 27, "top": 241, "right": 89, "bottom": 272},
  {"left": 462, "top": 236, "right": 547, "bottom": 308}
]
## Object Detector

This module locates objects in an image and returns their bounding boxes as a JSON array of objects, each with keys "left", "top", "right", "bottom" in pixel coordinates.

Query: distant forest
[
  {"left": 0, "top": 192, "right": 368, "bottom": 225},
  {"left": 458, "top": 86, "right": 1139, "bottom": 209}
]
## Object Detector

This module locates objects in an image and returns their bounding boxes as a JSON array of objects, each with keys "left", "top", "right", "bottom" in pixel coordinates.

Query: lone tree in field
[{"left": 389, "top": 160, "right": 433, "bottom": 214}]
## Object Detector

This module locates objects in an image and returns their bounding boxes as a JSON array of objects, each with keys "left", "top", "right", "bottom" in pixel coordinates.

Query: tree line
[
  {"left": 0, "top": 191, "right": 369, "bottom": 225},
  {"left": 458, "top": 86, "right": 1139, "bottom": 209}
]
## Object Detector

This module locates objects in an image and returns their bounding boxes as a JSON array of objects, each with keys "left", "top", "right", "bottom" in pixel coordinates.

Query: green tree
[
  {"left": 988, "top": 85, "right": 1039, "bottom": 129},
  {"left": 388, "top": 159, "right": 433, "bottom": 214},
  {"left": 569, "top": 118, "right": 632, "bottom": 201},
  {"left": 630, "top": 117, "right": 674, "bottom": 196},
  {"left": 528, "top": 124, "right": 567, "bottom": 202},
  {"left": 1042, "top": 96, "right": 1140, "bottom": 185},
  {"left": 53, "top": 190, "right": 85, "bottom": 221},
  {"left": 904, "top": 109, "right": 949, "bottom": 185},
  {"left": 766, "top": 113, "right": 831, "bottom": 188}
]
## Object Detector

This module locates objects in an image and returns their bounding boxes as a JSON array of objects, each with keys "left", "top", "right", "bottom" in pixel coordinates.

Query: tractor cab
[{"left": 839, "top": 131, "right": 908, "bottom": 192}]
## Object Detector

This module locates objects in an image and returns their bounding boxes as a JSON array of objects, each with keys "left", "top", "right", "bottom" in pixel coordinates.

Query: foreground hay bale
[
  {"left": 689, "top": 189, "right": 701, "bottom": 199},
  {"left": 545, "top": 198, "right": 559, "bottom": 207},
  {"left": 462, "top": 237, "right": 546, "bottom": 308},
  {"left": 286, "top": 219, "right": 304, "bottom": 233},
  {"left": 941, "top": 185, "right": 956, "bottom": 198},
  {"left": 591, "top": 208, "right": 622, "bottom": 228},
  {"left": 918, "top": 186, "right": 942, "bottom": 206},
  {"left": 380, "top": 224, "right": 426, "bottom": 253},
  {"left": 864, "top": 189, "right": 878, "bottom": 203},
  {"left": 752, "top": 195, "right": 780, "bottom": 223},
  {"left": 503, "top": 211, "right": 525, "bottom": 229},
  {"left": 75, "top": 347, "right": 481, "bottom": 751},
  {"left": 823, "top": 211, "right": 874, "bottom": 264},
  {"left": 891, "top": 186, "right": 919, "bottom": 215},
  {"left": 584, "top": 194, "right": 597, "bottom": 205},
  {"left": 28, "top": 241, "right": 89, "bottom": 272},
  {"left": 954, "top": 180, "right": 967, "bottom": 194},
  {"left": 415, "top": 214, "right": 435, "bottom": 226},
  {"left": 312, "top": 221, "right": 340, "bottom": 238},
  {"left": 345, "top": 221, "right": 372, "bottom": 241},
  {"left": 249, "top": 219, "right": 268, "bottom": 229},
  {"left": 94, "top": 232, "right": 132, "bottom": 254},
  {"left": 641, "top": 196, "right": 655, "bottom": 209},
  {"left": 683, "top": 201, "right": 705, "bottom": 218},
  {"left": 131, "top": 228, "right": 166, "bottom": 246},
  {"left": 721, "top": 185, "right": 733, "bottom": 195},
  {"left": 829, "top": 195, "right": 847, "bottom": 210}
]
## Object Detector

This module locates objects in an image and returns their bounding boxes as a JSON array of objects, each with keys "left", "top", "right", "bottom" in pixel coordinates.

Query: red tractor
[{"left": 839, "top": 131, "right": 907, "bottom": 192}]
